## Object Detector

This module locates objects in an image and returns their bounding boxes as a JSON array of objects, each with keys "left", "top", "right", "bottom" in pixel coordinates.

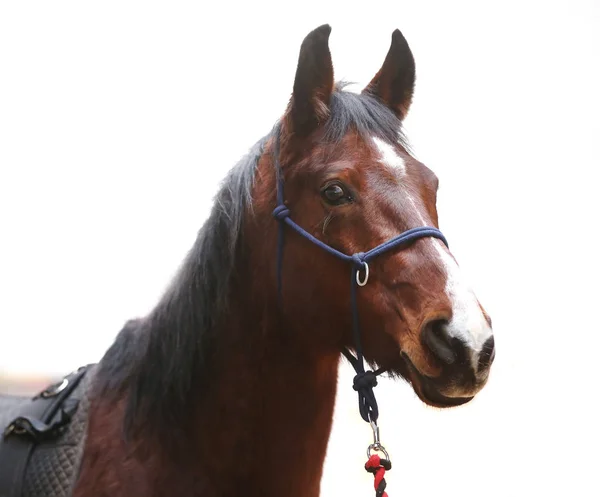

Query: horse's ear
[
  {"left": 284, "top": 24, "right": 334, "bottom": 138},
  {"left": 362, "top": 29, "right": 416, "bottom": 120}
]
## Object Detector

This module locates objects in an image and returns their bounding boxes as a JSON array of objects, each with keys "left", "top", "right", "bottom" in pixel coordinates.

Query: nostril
[
  {"left": 421, "top": 319, "right": 456, "bottom": 365},
  {"left": 478, "top": 336, "right": 495, "bottom": 371}
]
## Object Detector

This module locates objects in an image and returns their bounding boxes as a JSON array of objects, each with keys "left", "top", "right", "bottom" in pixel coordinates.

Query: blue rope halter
[{"left": 271, "top": 136, "right": 449, "bottom": 424}]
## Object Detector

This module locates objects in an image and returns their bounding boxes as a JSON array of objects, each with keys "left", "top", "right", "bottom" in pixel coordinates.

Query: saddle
[{"left": 0, "top": 365, "right": 95, "bottom": 497}]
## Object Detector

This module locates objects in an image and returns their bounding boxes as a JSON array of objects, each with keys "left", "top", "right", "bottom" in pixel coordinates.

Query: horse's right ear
[{"left": 283, "top": 24, "right": 334, "bottom": 138}]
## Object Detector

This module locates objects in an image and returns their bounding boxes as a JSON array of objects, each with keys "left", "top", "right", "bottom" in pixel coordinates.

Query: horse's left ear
[
  {"left": 284, "top": 24, "right": 334, "bottom": 138},
  {"left": 362, "top": 29, "right": 416, "bottom": 120}
]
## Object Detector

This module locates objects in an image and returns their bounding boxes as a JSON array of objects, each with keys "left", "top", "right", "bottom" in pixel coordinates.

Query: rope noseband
[{"left": 272, "top": 135, "right": 449, "bottom": 495}]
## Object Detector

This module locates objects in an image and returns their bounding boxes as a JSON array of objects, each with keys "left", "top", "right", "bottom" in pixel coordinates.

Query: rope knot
[
  {"left": 353, "top": 371, "right": 378, "bottom": 392},
  {"left": 351, "top": 252, "right": 366, "bottom": 268},
  {"left": 272, "top": 205, "right": 290, "bottom": 221}
]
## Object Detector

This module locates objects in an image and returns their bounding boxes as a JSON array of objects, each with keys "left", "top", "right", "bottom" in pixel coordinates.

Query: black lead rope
[{"left": 272, "top": 135, "right": 449, "bottom": 492}]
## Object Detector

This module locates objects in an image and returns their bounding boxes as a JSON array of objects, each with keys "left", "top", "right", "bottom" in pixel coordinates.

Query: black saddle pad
[{"left": 0, "top": 366, "right": 95, "bottom": 497}]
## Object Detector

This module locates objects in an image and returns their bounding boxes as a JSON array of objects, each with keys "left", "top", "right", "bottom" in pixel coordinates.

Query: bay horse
[{"left": 1, "top": 24, "right": 495, "bottom": 497}]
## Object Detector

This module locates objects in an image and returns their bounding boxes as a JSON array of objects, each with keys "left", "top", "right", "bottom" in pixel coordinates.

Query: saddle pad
[{"left": 0, "top": 366, "right": 95, "bottom": 497}]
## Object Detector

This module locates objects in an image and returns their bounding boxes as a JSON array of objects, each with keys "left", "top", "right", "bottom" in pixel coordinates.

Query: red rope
[{"left": 365, "top": 454, "right": 391, "bottom": 497}]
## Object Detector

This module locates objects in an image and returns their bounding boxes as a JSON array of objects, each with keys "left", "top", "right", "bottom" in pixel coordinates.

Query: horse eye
[{"left": 321, "top": 183, "right": 352, "bottom": 205}]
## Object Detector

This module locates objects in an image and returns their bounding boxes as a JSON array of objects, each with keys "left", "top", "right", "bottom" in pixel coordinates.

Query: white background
[{"left": 1, "top": 1, "right": 599, "bottom": 495}]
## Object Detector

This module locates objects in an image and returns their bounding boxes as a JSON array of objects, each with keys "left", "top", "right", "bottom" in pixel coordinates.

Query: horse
[{"left": 0, "top": 24, "right": 495, "bottom": 497}]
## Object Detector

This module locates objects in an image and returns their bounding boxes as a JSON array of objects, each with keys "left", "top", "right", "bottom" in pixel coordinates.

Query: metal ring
[
  {"left": 367, "top": 443, "right": 390, "bottom": 460},
  {"left": 41, "top": 378, "right": 68, "bottom": 398},
  {"left": 356, "top": 262, "right": 369, "bottom": 287}
]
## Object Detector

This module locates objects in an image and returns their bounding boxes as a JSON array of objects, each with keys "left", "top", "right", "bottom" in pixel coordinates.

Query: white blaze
[
  {"left": 433, "top": 242, "right": 493, "bottom": 373},
  {"left": 372, "top": 137, "right": 406, "bottom": 174},
  {"left": 372, "top": 136, "right": 426, "bottom": 226},
  {"left": 370, "top": 136, "right": 493, "bottom": 374}
]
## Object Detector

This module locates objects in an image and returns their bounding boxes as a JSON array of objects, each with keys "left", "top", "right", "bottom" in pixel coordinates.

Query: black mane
[{"left": 93, "top": 83, "right": 407, "bottom": 439}]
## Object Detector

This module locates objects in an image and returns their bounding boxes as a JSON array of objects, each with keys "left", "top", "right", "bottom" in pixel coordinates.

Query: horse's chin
[{"left": 395, "top": 354, "right": 474, "bottom": 409}]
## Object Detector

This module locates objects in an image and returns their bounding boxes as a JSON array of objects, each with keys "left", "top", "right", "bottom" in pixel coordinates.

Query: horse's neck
[
  {"left": 192, "top": 296, "right": 340, "bottom": 496},
  {"left": 77, "top": 262, "right": 341, "bottom": 496}
]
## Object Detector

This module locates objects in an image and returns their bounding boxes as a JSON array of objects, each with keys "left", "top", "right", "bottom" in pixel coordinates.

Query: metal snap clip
[{"left": 367, "top": 416, "right": 390, "bottom": 460}]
